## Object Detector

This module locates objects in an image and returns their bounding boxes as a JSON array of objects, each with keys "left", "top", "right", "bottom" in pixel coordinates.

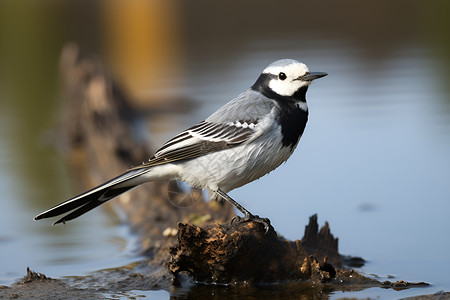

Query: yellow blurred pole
[{"left": 100, "top": 0, "right": 181, "bottom": 105}]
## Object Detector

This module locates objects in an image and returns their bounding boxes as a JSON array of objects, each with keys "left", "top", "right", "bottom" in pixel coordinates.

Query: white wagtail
[{"left": 34, "top": 59, "right": 327, "bottom": 230}]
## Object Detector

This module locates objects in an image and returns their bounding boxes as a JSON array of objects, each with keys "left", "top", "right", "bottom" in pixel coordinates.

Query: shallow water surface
[{"left": 1, "top": 1, "right": 449, "bottom": 298}]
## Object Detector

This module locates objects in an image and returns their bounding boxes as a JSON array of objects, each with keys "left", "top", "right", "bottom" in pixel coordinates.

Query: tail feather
[
  {"left": 52, "top": 186, "right": 136, "bottom": 225},
  {"left": 34, "top": 168, "right": 149, "bottom": 224}
]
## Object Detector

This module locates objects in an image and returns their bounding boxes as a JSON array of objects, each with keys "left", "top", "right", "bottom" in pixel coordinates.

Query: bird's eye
[{"left": 278, "top": 72, "right": 287, "bottom": 80}]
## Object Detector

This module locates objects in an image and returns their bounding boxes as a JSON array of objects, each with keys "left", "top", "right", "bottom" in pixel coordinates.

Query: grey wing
[
  {"left": 133, "top": 120, "right": 258, "bottom": 168},
  {"left": 132, "top": 89, "right": 274, "bottom": 169}
]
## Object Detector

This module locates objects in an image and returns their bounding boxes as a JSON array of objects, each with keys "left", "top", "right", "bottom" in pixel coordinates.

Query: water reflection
[{"left": 0, "top": 0, "right": 449, "bottom": 298}]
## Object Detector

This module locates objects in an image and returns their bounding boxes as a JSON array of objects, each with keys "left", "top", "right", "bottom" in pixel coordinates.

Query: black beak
[{"left": 297, "top": 72, "right": 328, "bottom": 81}]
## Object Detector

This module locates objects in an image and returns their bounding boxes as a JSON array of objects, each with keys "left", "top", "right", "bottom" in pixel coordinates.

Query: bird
[{"left": 34, "top": 59, "right": 327, "bottom": 231}]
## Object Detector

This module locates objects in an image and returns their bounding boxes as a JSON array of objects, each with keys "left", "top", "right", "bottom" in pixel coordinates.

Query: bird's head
[{"left": 252, "top": 59, "right": 327, "bottom": 100}]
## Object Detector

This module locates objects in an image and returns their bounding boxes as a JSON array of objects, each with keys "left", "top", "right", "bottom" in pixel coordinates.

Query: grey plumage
[{"left": 206, "top": 89, "right": 274, "bottom": 124}]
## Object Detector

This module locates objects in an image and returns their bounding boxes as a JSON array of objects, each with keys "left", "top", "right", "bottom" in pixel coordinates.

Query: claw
[
  {"left": 231, "top": 215, "right": 243, "bottom": 225},
  {"left": 251, "top": 215, "right": 271, "bottom": 233},
  {"left": 229, "top": 214, "right": 271, "bottom": 233}
]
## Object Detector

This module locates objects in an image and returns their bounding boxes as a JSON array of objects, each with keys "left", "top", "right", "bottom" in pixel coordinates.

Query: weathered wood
[{"left": 169, "top": 215, "right": 340, "bottom": 284}]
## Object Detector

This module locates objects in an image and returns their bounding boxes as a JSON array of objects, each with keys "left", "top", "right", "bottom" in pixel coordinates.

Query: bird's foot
[{"left": 231, "top": 214, "right": 271, "bottom": 233}]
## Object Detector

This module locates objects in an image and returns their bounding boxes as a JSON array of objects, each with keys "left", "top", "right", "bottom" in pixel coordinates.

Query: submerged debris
[
  {"left": 19, "top": 267, "right": 54, "bottom": 284},
  {"left": 169, "top": 217, "right": 430, "bottom": 293}
]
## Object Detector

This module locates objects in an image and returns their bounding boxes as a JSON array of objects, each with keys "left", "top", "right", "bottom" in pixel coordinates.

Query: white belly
[{"left": 177, "top": 133, "right": 296, "bottom": 194}]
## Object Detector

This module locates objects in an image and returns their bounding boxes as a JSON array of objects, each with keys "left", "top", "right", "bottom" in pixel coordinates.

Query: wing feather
[{"left": 131, "top": 120, "right": 259, "bottom": 169}]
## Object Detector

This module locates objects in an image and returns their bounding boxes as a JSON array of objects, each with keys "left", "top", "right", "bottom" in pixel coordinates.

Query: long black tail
[{"left": 34, "top": 168, "right": 148, "bottom": 225}]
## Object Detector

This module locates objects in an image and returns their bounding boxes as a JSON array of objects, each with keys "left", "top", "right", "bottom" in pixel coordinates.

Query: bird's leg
[
  {"left": 215, "top": 189, "right": 253, "bottom": 218},
  {"left": 215, "top": 189, "right": 271, "bottom": 232}
]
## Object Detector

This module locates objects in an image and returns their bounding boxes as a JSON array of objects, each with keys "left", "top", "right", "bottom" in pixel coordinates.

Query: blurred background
[{"left": 0, "top": 0, "right": 449, "bottom": 298}]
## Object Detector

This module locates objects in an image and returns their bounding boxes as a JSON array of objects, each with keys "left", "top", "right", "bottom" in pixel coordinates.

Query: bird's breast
[{"left": 277, "top": 103, "right": 308, "bottom": 150}]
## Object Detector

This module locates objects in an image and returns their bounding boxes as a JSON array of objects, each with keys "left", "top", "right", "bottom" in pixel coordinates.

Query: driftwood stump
[{"left": 169, "top": 216, "right": 339, "bottom": 284}]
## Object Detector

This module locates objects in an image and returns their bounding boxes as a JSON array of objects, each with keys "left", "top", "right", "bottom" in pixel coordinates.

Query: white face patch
[{"left": 263, "top": 61, "right": 311, "bottom": 97}]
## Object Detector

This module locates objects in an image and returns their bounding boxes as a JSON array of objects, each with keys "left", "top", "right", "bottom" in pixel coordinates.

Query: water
[{"left": 1, "top": 1, "right": 450, "bottom": 298}]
